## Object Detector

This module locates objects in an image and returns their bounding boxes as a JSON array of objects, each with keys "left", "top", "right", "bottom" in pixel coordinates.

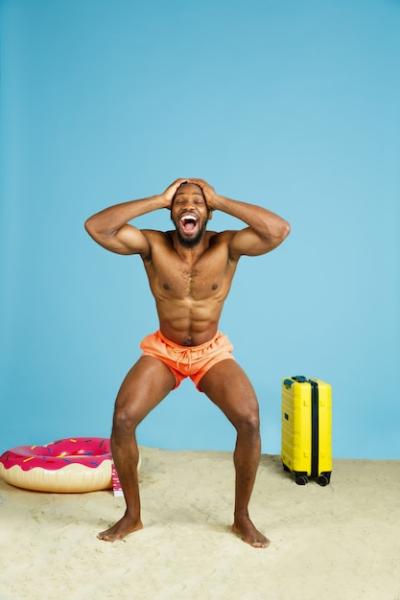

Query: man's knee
[
  {"left": 112, "top": 406, "right": 140, "bottom": 433},
  {"left": 235, "top": 410, "right": 260, "bottom": 434}
]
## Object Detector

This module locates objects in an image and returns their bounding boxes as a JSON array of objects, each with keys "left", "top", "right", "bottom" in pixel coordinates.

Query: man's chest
[{"left": 143, "top": 244, "right": 238, "bottom": 300}]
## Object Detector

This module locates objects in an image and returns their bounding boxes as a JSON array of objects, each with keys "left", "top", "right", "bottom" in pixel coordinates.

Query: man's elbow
[
  {"left": 84, "top": 218, "right": 103, "bottom": 241},
  {"left": 280, "top": 222, "right": 291, "bottom": 239},
  {"left": 84, "top": 218, "right": 93, "bottom": 232},
  {"left": 84, "top": 218, "right": 103, "bottom": 235}
]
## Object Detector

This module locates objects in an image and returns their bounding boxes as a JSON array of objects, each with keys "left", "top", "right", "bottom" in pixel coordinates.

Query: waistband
[{"left": 156, "top": 329, "right": 222, "bottom": 351}]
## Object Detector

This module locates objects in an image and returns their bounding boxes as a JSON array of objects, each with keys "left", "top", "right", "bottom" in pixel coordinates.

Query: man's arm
[
  {"left": 187, "top": 178, "right": 291, "bottom": 259},
  {"left": 215, "top": 196, "right": 290, "bottom": 260},
  {"left": 84, "top": 178, "right": 188, "bottom": 256}
]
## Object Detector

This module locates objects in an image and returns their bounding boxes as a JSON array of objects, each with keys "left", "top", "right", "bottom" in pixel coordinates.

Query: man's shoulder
[
  {"left": 141, "top": 229, "right": 164, "bottom": 236},
  {"left": 140, "top": 229, "right": 169, "bottom": 242},
  {"left": 208, "top": 229, "right": 236, "bottom": 243}
]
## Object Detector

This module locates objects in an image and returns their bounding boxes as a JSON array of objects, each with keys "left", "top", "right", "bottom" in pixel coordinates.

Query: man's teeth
[{"left": 181, "top": 216, "right": 198, "bottom": 225}]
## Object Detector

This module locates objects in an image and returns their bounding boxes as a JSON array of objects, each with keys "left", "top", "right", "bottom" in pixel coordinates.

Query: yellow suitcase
[{"left": 281, "top": 375, "right": 332, "bottom": 485}]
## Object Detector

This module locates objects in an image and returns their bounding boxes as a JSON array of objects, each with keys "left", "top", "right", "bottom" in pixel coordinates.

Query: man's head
[{"left": 170, "top": 182, "right": 212, "bottom": 248}]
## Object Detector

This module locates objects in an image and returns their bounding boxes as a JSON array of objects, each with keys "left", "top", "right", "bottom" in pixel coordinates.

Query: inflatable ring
[{"left": 0, "top": 437, "right": 141, "bottom": 493}]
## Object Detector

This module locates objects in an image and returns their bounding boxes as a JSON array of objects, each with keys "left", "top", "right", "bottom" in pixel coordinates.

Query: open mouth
[{"left": 179, "top": 213, "right": 199, "bottom": 235}]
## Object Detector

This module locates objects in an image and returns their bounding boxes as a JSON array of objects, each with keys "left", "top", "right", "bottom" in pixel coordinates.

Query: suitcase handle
[
  {"left": 283, "top": 378, "right": 293, "bottom": 388},
  {"left": 283, "top": 376, "right": 308, "bottom": 388}
]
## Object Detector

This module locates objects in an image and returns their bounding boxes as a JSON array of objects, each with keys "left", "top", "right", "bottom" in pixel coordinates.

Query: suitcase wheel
[
  {"left": 317, "top": 472, "right": 331, "bottom": 486},
  {"left": 295, "top": 473, "right": 309, "bottom": 485}
]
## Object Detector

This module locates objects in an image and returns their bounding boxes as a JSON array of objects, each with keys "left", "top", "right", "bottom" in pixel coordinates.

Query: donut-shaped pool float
[{"left": 0, "top": 437, "right": 141, "bottom": 493}]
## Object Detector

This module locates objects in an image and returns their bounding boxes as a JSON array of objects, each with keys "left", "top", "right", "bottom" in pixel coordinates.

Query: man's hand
[
  {"left": 187, "top": 178, "right": 220, "bottom": 210},
  {"left": 160, "top": 178, "right": 189, "bottom": 209}
]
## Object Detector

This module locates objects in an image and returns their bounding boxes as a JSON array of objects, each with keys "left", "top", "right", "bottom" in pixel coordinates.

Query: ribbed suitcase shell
[{"left": 281, "top": 375, "right": 332, "bottom": 485}]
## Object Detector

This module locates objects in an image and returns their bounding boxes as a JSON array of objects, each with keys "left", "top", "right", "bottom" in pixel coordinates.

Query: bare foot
[
  {"left": 97, "top": 512, "right": 144, "bottom": 542},
  {"left": 231, "top": 515, "right": 270, "bottom": 548}
]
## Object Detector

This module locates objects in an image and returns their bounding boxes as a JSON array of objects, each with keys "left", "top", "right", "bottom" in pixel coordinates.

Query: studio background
[{"left": 1, "top": 0, "right": 399, "bottom": 458}]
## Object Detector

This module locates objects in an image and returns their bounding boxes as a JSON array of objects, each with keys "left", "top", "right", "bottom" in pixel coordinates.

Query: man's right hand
[{"left": 160, "top": 178, "right": 188, "bottom": 209}]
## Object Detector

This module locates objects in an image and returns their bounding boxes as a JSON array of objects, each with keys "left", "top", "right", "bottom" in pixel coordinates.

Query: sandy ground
[{"left": 0, "top": 446, "right": 399, "bottom": 600}]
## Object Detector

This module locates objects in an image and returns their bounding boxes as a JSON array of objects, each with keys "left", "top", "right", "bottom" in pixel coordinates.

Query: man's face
[{"left": 170, "top": 183, "right": 211, "bottom": 248}]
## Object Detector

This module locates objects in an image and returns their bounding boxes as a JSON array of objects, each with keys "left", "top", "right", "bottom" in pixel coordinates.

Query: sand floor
[{"left": 0, "top": 446, "right": 399, "bottom": 600}]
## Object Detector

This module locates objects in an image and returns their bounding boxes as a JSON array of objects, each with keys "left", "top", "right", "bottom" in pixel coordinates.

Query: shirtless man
[{"left": 84, "top": 177, "right": 291, "bottom": 548}]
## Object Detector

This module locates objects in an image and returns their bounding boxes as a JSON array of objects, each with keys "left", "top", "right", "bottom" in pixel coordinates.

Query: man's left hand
[{"left": 187, "top": 178, "right": 220, "bottom": 210}]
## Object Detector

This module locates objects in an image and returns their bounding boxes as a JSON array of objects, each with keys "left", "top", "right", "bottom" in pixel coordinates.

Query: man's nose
[{"left": 183, "top": 203, "right": 197, "bottom": 211}]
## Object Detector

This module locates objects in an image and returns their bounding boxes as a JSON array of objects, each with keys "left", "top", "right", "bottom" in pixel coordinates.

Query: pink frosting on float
[{"left": 0, "top": 437, "right": 112, "bottom": 471}]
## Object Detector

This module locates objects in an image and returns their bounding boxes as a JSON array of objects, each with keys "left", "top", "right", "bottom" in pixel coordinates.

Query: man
[{"left": 84, "top": 177, "right": 291, "bottom": 548}]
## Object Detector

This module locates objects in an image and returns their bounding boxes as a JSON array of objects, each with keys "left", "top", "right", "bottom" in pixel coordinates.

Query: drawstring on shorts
[
  {"left": 175, "top": 348, "right": 193, "bottom": 373},
  {"left": 156, "top": 330, "right": 223, "bottom": 375}
]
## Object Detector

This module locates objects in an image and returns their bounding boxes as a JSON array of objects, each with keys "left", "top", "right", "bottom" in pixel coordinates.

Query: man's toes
[
  {"left": 252, "top": 541, "right": 267, "bottom": 548},
  {"left": 253, "top": 538, "right": 270, "bottom": 548},
  {"left": 97, "top": 532, "right": 113, "bottom": 541}
]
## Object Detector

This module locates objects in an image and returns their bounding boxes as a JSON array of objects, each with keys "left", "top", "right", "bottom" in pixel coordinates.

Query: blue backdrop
[{"left": 1, "top": 0, "right": 399, "bottom": 458}]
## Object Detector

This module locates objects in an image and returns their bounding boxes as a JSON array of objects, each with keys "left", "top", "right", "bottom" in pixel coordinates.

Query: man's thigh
[
  {"left": 113, "top": 355, "right": 176, "bottom": 426},
  {"left": 198, "top": 359, "right": 260, "bottom": 427}
]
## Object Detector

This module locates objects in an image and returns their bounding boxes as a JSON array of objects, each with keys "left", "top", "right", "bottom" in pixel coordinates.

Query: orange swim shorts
[{"left": 139, "top": 329, "right": 236, "bottom": 392}]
